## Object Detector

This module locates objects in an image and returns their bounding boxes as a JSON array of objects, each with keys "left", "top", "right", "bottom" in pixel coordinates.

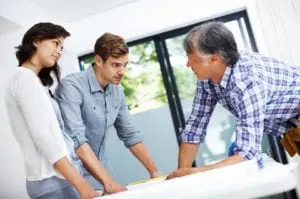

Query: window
[{"left": 78, "top": 10, "right": 274, "bottom": 184}]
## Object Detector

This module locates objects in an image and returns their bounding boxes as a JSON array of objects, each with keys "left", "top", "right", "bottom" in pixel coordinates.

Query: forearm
[
  {"left": 53, "top": 156, "right": 91, "bottom": 192},
  {"left": 76, "top": 143, "right": 112, "bottom": 185},
  {"left": 198, "top": 154, "right": 244, "bottom": 172},
  {"left": 167, "top": 154, "right": 244, "bottom": 180},
  {"left": 178, "top": 143, "right": 199, "bottom": 168},
  {"left": 129, "top": 142, "right": 158, "bottom": 176}
]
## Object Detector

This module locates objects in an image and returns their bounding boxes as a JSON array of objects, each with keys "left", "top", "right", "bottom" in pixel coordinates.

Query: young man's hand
[
  {"left": 78, "top": 182, "right": 101, "bottom": 199},
  {"left": 103, "top": 180, "right": 127, "bottom": 194},
  {"left": 150, "top": 170, "right": 162, "bottom": 178}
]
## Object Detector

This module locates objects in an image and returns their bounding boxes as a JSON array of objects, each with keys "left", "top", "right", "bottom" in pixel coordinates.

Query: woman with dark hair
[{"left": 5, "top": 22, "right": 99, "bottom": 199}]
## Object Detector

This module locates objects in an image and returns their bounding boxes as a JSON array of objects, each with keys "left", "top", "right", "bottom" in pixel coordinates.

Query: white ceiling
[
  {"left": 0, "top": 16, "right": 21, "bottom": 37},
  {"left": 30, "top": 0, "right": 139, "bottom": 23},
  {"left": 0, "top": 0, "right": 139, "bottom": 37}
]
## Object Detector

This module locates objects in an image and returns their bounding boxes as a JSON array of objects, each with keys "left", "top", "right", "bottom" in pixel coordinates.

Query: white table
[{"left": 97, "top": 155, "right": 299, "bottom": 199}]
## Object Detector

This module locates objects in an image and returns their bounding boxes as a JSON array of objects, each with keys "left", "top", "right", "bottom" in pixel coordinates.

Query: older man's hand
[{"left": 166, "top": 167, "right": 201, "bottom": 180}]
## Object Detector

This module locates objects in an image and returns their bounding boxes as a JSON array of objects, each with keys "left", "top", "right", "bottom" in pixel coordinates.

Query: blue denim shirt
[
  {"left": 47, "top": 89, "right": 83, "bottom": 173},
  {"left": 55, "top": 66, "right": 142, "bottom": 188}
]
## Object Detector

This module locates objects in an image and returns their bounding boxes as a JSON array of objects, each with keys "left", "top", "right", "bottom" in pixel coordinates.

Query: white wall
[
  {"left": 0, "top": 32, "right": 29, "bottom": 199},
  {"left": 246, "top": 0, "right": 300, "bottom": 65},
  {"left": 0, "top": 0, "right": 299, "bottom": 198}
]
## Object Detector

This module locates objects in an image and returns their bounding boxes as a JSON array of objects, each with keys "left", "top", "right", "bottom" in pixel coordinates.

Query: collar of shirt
[
  {"left": 219, "top": 65, "right": 233, "bottom": 89},
  {"left": 87, "top": 66, "right": 111, "bottom": 94}
]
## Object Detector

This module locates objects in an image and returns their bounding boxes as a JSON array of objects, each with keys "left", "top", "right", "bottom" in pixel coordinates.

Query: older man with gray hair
[{"left": 167, "top": 21, "right": 300, "bottom": 179}]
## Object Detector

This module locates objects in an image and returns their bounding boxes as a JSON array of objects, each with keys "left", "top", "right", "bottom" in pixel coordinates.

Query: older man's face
[{"left": 186, "top": 51, "right": 213, "bottom": 80}]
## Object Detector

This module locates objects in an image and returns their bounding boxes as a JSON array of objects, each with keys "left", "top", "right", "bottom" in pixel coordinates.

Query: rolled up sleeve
[
  {"left": 114, "top": 87, "right": 142, "bottom": 148},
  {"left": 55, "top": 79, "right": 88, "bottom": 149}
]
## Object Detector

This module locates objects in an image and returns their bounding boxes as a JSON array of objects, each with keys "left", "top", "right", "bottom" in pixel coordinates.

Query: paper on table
[{"left": 127, "top": 175, "right": 167, "bottom": 190}]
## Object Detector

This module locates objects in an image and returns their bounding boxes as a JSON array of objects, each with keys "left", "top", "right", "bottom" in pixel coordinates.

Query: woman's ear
[{"left": 33, "top": 39, "right": 40, "bottom": 48}]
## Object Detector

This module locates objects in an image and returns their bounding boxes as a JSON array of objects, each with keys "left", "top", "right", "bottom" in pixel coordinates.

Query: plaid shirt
[{"left": 179, "top": 51, "right": 300, "bottom": 167}]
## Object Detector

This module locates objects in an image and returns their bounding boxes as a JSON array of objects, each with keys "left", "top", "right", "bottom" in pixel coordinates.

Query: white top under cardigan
[{"left": 5, "top": 67, "right": 70, "bottom": 181}]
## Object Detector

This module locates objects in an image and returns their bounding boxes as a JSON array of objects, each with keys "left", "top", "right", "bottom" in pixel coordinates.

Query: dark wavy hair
[{"left": 15, "top": 22, "right": 70, "bottom": 86}]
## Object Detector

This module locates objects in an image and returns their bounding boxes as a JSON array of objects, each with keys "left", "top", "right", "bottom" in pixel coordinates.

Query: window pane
[
  {"left": 125, "top": 41, "right": 168, "bottom": 114},
  {"left": 166, "top": 35, "right": 197, "bottom": 103}
]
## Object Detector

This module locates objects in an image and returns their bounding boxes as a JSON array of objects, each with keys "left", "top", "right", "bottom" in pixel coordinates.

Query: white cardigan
[{"left": 5, "top": 67, "right": 69, "bottom": 181}]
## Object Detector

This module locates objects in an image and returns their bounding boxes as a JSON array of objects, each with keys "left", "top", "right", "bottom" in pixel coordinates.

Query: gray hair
[{"left": 183, "top": 21, "right": 239, "bottom": 65}]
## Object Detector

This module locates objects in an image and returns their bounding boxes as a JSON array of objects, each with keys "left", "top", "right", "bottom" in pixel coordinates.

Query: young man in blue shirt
[{"left": 56, "top": 33, "right": 160, "bottom": 193}]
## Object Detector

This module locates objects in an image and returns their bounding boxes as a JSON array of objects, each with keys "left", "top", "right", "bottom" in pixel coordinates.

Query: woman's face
[{"left": 33, "top": 37, "right": 64, "bottom": 68}]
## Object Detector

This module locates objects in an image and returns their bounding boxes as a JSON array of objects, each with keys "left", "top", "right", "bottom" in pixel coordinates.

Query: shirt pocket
[{"left": 83, "top": 99, "right": 105, "bottom": 129}]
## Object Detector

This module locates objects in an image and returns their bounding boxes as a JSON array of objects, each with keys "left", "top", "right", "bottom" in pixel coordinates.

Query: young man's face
[
  {"left": 100, "top": 54, "right": 129, "bottom": 85},
  {"left": 186, "top": 51, "right": 214, "bottom": 80}
]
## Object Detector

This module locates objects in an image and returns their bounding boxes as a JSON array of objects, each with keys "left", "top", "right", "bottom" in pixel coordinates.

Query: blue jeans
[{"left": 26, "top": 176, "right": 79, "bottom": 199}]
